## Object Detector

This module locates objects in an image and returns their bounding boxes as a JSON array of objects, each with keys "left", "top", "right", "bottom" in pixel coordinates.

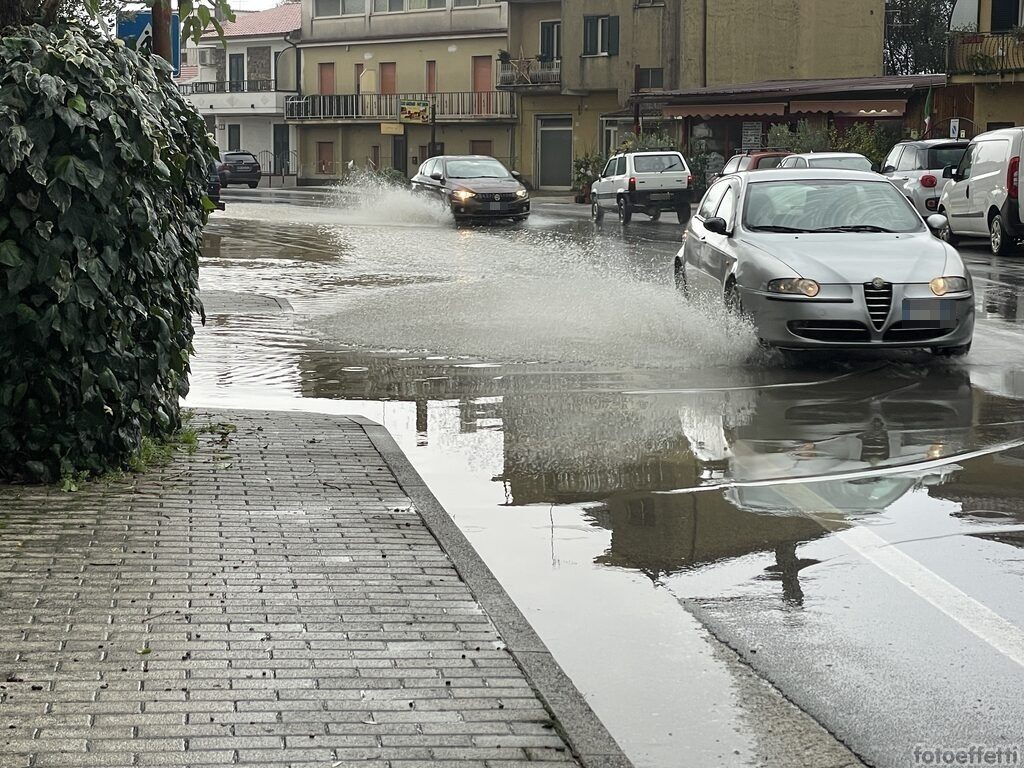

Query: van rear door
[{"left": 630, "top": 152, "right": 689, "bottom": 197}]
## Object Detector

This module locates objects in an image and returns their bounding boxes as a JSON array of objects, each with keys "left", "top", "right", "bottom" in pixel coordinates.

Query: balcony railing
[
  {"left": 949, "top": 31, "right": 1024, "bottom": 76},
  {"left": 497, "top": 58, "right": 561, "bottom": 87},
  {"left": 177, "top": 80, "right": 279, "bottom": 95},
  {"left": 284, "top": 91, "right": 516, "bottom": 121}
]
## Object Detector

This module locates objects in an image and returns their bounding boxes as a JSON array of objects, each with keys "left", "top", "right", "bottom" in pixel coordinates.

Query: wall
[
  {"left": 974, "top": 83, "right": 1024, "bottom": 129},
  {"left": 214, "top": 117, "right": 294, "bottom": 163},
  {"left": 301, "top": 36, "right": 505, "bottom": 94},
  {"left": 507, "top": 0, "right": 560, "bottom": 59}
]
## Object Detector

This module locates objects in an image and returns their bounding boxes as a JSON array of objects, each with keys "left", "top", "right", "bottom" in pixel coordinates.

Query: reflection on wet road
[{"left": 189, "top": 195, "right": 1024, "bottom": 768}]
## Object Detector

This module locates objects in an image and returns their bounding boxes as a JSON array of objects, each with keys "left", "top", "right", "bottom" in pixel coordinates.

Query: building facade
[
  {"left": 288, "top": 0, "right": 515, "bottom": 184},
  {"left": 948, "top": 0, "right": 1024, "bottom": 133},
  {"left": 177, "top": 4, "right": 302, "bottom": 177},
  {"left": 504, "top": 0, "right": 886, "bottom": 189}
]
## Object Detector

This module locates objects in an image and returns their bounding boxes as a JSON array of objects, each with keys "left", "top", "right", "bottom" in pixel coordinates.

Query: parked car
[
  {"left": 410, "top": 155, "right": 530, "bottom": 222},
  {"left": 937, "top": 127, "right": 1024, "bottom": 255},
  {"left": 207, "top": 162, "right": 225, "bottom": 210},
  {"left": 591, "top": 150, "right": 693, "bottom": 224},
  {"left": 714, "top": 150, "right": 789, "bottom": 178},
  {"left": 778, "top": 152, "right": 873, "bottom": 172},
  {"left": 674, "top": 169, "right": 974, "bottom": 356},
  {"left": 217, "top": 151, "right": 262, "bottom": 188},
  {"left": 880, "top": 139, "right": 969, "bottom": 217}
]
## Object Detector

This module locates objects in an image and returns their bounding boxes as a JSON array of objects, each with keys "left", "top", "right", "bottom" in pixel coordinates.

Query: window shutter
[
  {"left": 583, "top": 16, "right": 598, "bottom": 55},
  {"left": 607, "top": 16, "right": 619, "bottom": 56},
  {"left": 540, "top": 23, "right": 554, "bottom": 60}
]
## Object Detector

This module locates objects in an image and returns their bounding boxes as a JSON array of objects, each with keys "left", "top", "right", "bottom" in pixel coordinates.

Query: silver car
[
  {"left": 674, "top": 169, "right": 975, "bottom": 356},
  {"left": 777, "top": 152, "right": 873, "bottom": 171},
  {"left": 880, "top": 139, "right": 969, "bottom": 217}
]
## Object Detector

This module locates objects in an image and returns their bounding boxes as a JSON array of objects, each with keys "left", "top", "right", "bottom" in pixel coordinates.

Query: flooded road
[{"left": 188, "top": 189, "right": 1024, "bottom": 768}]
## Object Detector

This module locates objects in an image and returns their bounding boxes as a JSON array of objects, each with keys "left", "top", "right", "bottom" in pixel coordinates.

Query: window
[
  {"left": 633, "top": 154, "right": 684, "bottom": 173},
  {"left": 698, "top": 181, "right": 729, "bottom": 219},
  {"left": 470, "top": 140, "right": 493, "bottom": 156},
  {"left": 583, "top": 15, "right": 619, "bottom": 56},
  {"left": 715, "top": 187, "right": 737, "bottom": 227},
  {"left": 425, "top": 60, "right": 436, "bottom": 93},
  {"left": 315, "top": 0, "right": 363, "bottom": 16},
  {"left": 881, "top": 145, "right": 903, "bottom": 172},
  {"left": 409, "top": 0, "right": 445, "bottom": 7},
  {"left": 957, "top": 145, "right": 975, "bottom": 180},
  {"left": 635, "top": 0, "right": 663, "bottom": 5},
  {"left": 895, "top": 147, "right": 918, "bottom": 172},
  {"left": 927, "top": 144, "right": 968, "bottom": 170},
  {"left": 198, "top": 48, "right": 214, "bottom": 66},
  {"left": 453, "top": 0, "right": 497, "bottom": 6},
  {"left": 227, "top": 124, "right": 240, "bottom": 151},
  {"left": 990, "top": 0, "right": 1020, "bottom": 32},
  {"left": 373, "top": 0, "right": 403, "bottom": 11},
  {"left": 636, "top": 67, "right": 664, "bottom": 89},
  {"left": 601, "top": 158, "right": 616, "bottom": 177},
  {"left": 722, "top": 155, "right": 743, "bottom": 175},
  {"left": 540, "top": 21, "right": 561, "bottom": 60},
  {"left": 614, "top": 156, "right": 627, "bottom": 175}
]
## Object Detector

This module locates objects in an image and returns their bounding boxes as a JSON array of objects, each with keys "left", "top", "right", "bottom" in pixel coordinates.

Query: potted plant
[
  {"left": 572, "top": 151, "right": 604, "bottom": 204},
  {"left": 497, "top": 49, "right": 512, "bottom": 64}
]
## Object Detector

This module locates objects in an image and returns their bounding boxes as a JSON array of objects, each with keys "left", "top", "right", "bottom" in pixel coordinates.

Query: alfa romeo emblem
[
  {"left": 493, "top": 194, "right": 501, "bottom": 201},
  {"left": 871, "top": 277, "right": 885, "bottom": 289}
]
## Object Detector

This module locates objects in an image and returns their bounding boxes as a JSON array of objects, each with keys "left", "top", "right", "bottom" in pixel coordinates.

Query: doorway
[
  {"left": 318, "top": 62, "right": 335, "bottom": 95},
  {"left": 472, "top": 55, "right": 493, "bottom": 114},
  {"left": 392, "top": 135, "right": 407, "bottom": 175},
  {"left": 380, "top": 62, "right": 397, "bottom": 95},
  {"left": 229, "top": 54, "right": 244, "bottom": 92},
  {"left": 537, "top": 116, "right": 573, "bottom": 189},
  {"left": 273, "top": 124, "right": 289, "bottom": 174},
  {"left": 317, "top": 141, "right": 334, "bottom": 175}
]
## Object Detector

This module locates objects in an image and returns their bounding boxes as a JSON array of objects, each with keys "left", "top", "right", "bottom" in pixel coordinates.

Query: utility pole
[{"left": 152, "top": 0, "right": 172, "bottom": 62}]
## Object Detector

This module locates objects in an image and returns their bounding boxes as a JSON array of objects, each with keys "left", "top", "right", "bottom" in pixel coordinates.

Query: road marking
[{"left": 730, "top": 444, "right": 1024, "bottom": 670}]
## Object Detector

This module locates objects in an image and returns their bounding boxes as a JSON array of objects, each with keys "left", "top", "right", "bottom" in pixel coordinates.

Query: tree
[{"left": 884, "top": 0, "right": 956, "bottom": 75}]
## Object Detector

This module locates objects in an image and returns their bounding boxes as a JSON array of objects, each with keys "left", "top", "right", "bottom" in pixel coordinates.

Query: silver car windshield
[
  {"left": 743, "top": 180, "right": 924, "bottom": 234},
  {"left": 445, "top": 159, "right": 511, "bottom": 179}
]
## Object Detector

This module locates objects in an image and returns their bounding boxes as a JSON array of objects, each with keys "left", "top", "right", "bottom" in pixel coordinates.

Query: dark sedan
[
  {"left": 411, "top": 155, "right": 530, "bottom": 222},
  {"left": 207, "top": 162, "right": 225, "bottom": 210},
  {"left": 217, "top": 151, "right": 262, "bottom": 188}
]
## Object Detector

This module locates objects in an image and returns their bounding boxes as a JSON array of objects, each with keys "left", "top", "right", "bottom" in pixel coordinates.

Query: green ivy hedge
[{"left": 0, "top": 23, "right": 215, "bottom": 482}]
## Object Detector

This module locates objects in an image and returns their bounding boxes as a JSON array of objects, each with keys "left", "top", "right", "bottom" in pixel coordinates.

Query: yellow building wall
[
  {"left": 507, "top": 1, "right": 560, "bottom": 60},
  {"left": 974, "top": 83, "right": 1024, "bottom": 130},
  {"left": 301, "top": 37, "right": 505, "bottom": 95},
  {"left": 514, "top": 91, "right": 620, "bottom": 188}
]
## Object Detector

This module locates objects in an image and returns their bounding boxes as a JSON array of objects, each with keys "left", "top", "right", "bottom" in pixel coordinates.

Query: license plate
[
  {"left": 650, "top": 193, "right": 670, "bottom": 201},
  {"left": 486, "top": 202, "right": 504, "bottom": 211},
  {"left": 901, "top": 298, "right": 956, "bottom": 327}
]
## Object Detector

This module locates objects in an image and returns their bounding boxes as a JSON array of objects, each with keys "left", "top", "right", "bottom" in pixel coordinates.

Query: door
[
  {"left": 318, "top": 62, "right": 335, "bottom": 95},
  {"left": 317, "top": 141, "right": 334, "bottom": 175},
  {"left": 469, "top": 140, "right": 493, "bottom": 157},
  {"left": 425, "top": 60, "right": 436, "bottom": 94},
  {"left": 379, "top": 62, "right": 397, "bottom": 95},
  {"left": 354, "top": 63, "right": 364, "bottom": 94},
  {"left": 594, "top": 157, "right": 617, "bottom": 209},
  {"left": 227, "top": 124, "right": 240, "bottom": 152},
  {"left": 229, "top": 54, "right": 244, "bottom": 92},
  {"left": 392, "top": 134, "right": 407, "bottom": 176},
  {"left": 472, "top": 56, "right": 493, "bottom": 114},
  {"left": 968, "top": 139, "right": 1011, "bottom": 234},
  {"left": 685, "top": 180, "right": 730, "bottom": 296},
  {"left": 704, "top": 184, "right": 739, "bottom": 290},
  {"left": 272, "top": 124, "right": 289, "bottom": 175},
  {"left": 536, "top": 116, "right": 573, "bottom": 189}
]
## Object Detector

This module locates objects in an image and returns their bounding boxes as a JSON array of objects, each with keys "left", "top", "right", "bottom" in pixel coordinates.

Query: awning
[
  {"left": 791, "top": 99, "right": 907, "bottom": 116},
  {"left": 662, "top": 102, "right": 787, "bottom": 118}
]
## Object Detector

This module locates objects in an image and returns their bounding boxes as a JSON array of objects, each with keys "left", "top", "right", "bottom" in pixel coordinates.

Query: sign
[
  {"left": 741, "top": 121, "right": 762, "bottom": 150},
  {"left": 380, "top": 122, "right": 405, "bottom": 136},
  {"left": 949, "top": 118, "right": 960, "bottom": 140},
  {"left": 399, "top": 99, "right": 431, "bottom": 124},
  {"left": 117, "top": 11, "right": 181, "bottom": 77}
]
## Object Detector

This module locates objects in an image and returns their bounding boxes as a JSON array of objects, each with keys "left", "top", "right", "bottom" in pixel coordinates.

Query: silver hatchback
[{"left": 674, "top": 169, "right": 975, "bottom": 356}]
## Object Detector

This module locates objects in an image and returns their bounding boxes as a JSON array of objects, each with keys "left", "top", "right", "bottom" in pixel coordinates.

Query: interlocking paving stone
[{"left": 0, "top": 410, "right": 624, "bottom": 768}]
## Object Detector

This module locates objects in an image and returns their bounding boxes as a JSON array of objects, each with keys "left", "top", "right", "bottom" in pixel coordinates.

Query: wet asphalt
[{"left": 191, "top": 189, "right": 1024, "bottom": 768}]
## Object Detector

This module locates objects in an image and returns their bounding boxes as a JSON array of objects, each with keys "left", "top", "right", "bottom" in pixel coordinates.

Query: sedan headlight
[
  {"left": 767, "top": 278, "right": 820, "bottom": 297},
  {"left": 929, "top": 276, "right": 969, "bottom": 296},
  {"left": 515, "top": 189, "right": 529, "bottom": 198},
  {"left": 452, "top": 190, "right": 476, "bottom": 201}
]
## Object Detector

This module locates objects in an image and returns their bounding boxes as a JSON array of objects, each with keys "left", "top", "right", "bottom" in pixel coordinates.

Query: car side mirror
[
  {"left": 511, "top": 170, "right": 521, "bottom": 178},
  {"left": 942, "top": 165, "right": 955, "bottom": 179},
  {"left": 880, "top": 164, "right": 894, "bottom": 174},
  {"left": 704, "top": 216, "right": 730, "bottom": 236},
  {"left": 871, "top": 162, "right": 881, "bottom": 173},
  {"left": 430, "top": 171, "right": 443, "bottom": 181},
  {"left": 926, "top": 213, "right": 948, "bottom": 232}
]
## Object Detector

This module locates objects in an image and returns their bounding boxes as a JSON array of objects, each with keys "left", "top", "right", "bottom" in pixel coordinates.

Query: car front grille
[
  {"left": 863, "top": 282, "right": 893, "bottom": 330},
  {"left": 882, "top": 322, "right": 948, "bottom": 343},
  {"left": 788, "top": 320, "right": 871, "bottom": 343},
  {"left": 482, "top": 192, "right": 519, "bottom": 202}
]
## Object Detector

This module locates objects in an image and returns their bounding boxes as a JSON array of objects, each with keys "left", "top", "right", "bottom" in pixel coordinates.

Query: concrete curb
[{"left": 351, "top": 415, "right": 634, "bottom": 768}]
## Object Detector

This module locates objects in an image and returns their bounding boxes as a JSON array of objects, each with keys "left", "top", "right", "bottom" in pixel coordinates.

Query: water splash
[{"left": 326, "top": 170, "right": 452, "bottom": 228}]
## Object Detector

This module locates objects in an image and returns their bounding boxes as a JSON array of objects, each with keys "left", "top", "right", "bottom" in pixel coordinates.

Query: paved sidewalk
[{"left": 0, "top": 411, "right": 630, "bottom": 768}]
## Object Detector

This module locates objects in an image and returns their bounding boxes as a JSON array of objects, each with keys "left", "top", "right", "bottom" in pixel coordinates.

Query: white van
[{"left": 937, "top": 127, "right": 1023, "bottom": 255}]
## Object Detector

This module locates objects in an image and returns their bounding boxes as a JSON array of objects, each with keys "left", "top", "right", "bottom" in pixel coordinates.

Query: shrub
[{"left": 0, "top": 23, "right": 216, "bottom": 482}]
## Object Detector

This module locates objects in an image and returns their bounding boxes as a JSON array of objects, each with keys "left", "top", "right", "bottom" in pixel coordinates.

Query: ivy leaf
[
  {"left": 0, "top": 240, "right": 21, "bottom": 267},
  {"left": 68, "top": 94, "right": 87, "bottom": 114}
]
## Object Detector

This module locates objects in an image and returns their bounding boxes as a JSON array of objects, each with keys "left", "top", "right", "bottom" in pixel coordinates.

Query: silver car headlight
[
  {"left": 929, "top": 276, "right": 968, "bottom": 296},
  {"left": 767, "top": 278, "right": 820, "bottom": 297},
  {"left": 515, "top": 189, "right": 529, "bottom": 199}
]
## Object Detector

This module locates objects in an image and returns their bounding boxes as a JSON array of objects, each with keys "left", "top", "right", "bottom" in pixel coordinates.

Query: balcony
[
  {"left": 178, "top": 80, "right": 296, "bottom": 115},
  {"left": 284, "top": 91, "right": 517, "bottom": 122},
  {"left": 949, "top": 31, "right": 1024, "bottom": 77},
  {"left": 496, "top": 58, "right": 561, "bottom": 89}
]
